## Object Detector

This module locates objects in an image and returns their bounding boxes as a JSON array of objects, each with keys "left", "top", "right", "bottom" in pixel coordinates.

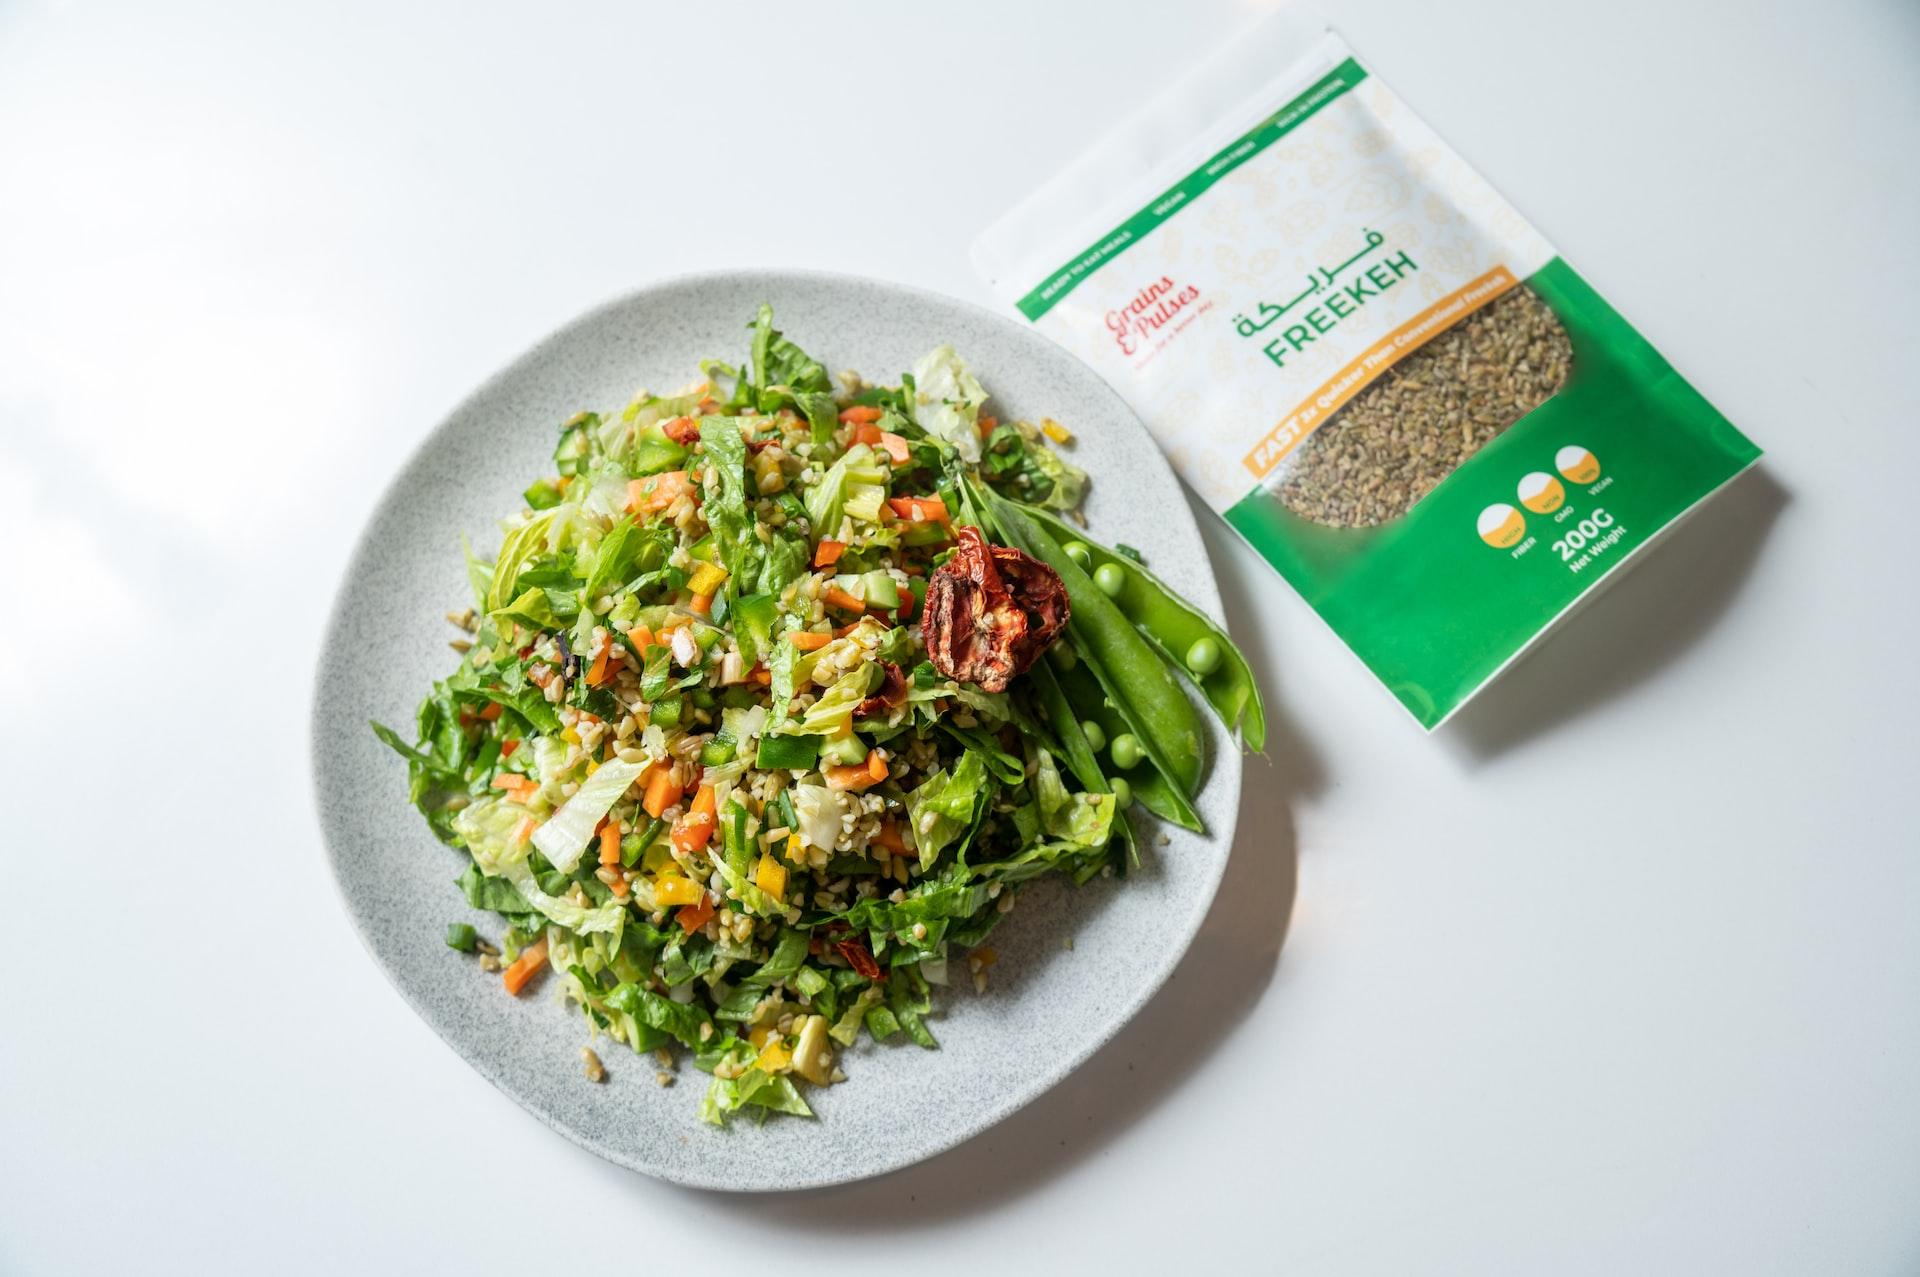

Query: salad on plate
[{"left": 375, "top": 306, "right": 1262, "bottom": 1124}]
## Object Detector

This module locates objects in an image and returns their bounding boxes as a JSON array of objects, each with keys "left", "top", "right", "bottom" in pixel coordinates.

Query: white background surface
[{"left": 3, "top": 1, "right": 1915, "bottom": 1271}]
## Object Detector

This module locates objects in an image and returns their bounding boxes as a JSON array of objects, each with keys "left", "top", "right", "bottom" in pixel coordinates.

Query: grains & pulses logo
[{"left": 1105, "top": 275, "right": 1202, "bottom": 358}]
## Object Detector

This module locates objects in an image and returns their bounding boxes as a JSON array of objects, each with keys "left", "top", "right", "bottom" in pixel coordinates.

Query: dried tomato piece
[
  {"left": 836, "top": 938, "right": 885, "bottom": 981},
  {"left": 662, "top": 415, "right": 703, "bottom": 445},
  {"left": 855, "top": 661, "right": 910, "bottom": 719},
  {"left": 923, "top": 526, "right": 1070, "bottom": 693}
]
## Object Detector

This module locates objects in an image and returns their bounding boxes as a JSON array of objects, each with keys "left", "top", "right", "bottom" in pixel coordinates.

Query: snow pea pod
[
  {"left": 1051, "top": 657, "right": 1203, "bottom": 832},
  {"left": 1027, "top": 658, "right": 1139, "bottom": 871},
  {"left": 981, "top": 487, "right": 1206, "bottom": 800},
  {"left": 1015, "top": 502, "right": 1265, "bottom": 752}
]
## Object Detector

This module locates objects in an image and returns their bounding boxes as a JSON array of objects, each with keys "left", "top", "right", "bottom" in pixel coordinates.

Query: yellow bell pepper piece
[
  {"left": 652, "top": 875, "right": 703, "bottom": 907},
  {"left": 754, "top": 854, "right": 788, "bottom": 899},
  {"left": 787, "top": 832, "right": 804, "bottom": 859},
  {"left": 687, "top": 561, "right": 728, "bottom": 597},
  {"left": 1041, "top": 418, "right": 1073, "bottom": 444},
  {"left": 754, "top": 1037, "right": 793, "bottom": 1073}
]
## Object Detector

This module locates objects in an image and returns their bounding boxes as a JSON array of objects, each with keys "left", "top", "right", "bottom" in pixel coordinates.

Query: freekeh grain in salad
[{"left": 375, "top": 306, "right": 1263, "bottom": 1125}]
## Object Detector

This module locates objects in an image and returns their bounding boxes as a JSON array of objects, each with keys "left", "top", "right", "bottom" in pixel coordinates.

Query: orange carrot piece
[
  {"left": 813, "top": 539, "right": 846, "bottom": 568},
  {"left": 626, "top": 624, "right": 655, "bottom": 653},
  {"left": 871, "top": 821, "right": 907, "bottom": 854},
  {"left": 688, "top": 592, "right": 713, "bottom": 616},
  {"left": 502, "top": 937, "right": 549, "bottom": 996},
  {"left": 597, "top": 820, "right": 622, "bottom": 867},
  {"left": 866, "top": 748, "right": 888, "bottom": 783},
  {"left": 641, "top": 764, "right": 681, "bottom": 819},
  {"left": 689, "top": 784, "right": 717, "bottom": 820},
  {"left": 672, "top": 810, "right": 716, "bottom": 856},
  {"left": 976, "top": 414, "right": 999, "bottom": 440},
  {"left": 853, "top": 422, "right": 883, "bottom": 447},
  {"left": 788, "top": 629, "right": 832, "bottom": 651},
  {"left": 479, "top": 702, "right": 504, "bottom": 721},
  {"left": 838, "top": 405, "right": 883, "bottom": 425},
  {"left": 886, "top": 495, "right": 950, "bottom": 523},
  {"left": 877, "top": 431, "right": 911, "bottom": 464},
  {"left": 627, "top": 470, "right": 694, "bottom": 516},
  {"left": 586, "top": 646, "right": 612, "bottom": 686},
  {"left": 822, "top": 585, "right": 866, "bottom": 614},
  {"left": 750, "top": 666, "right": 773, "bottom": 685},
  {"left": 677, "top": 896, "right": 716, "bottom": 934},
  {"left": 824, "top": 763, "right": 881, "bottom": 792}
]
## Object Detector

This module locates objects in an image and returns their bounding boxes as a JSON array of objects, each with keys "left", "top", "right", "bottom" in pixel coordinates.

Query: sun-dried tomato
[
  {"left": 836, "top": 938, "right": 885, "bottom": 981},
  {"left": 923, "top": 526, "right": 1069, "bottom": 692},
  {"left": 855, "top": 662, "right": 910, "bottom": 719},
  {"left": 661, "top": 415, "right": 702, "bottom": 445}
]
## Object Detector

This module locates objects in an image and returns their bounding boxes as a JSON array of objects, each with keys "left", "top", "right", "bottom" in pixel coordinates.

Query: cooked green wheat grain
[{"left": 1277, "top": 287, "right": 1573, "bottom": 528}]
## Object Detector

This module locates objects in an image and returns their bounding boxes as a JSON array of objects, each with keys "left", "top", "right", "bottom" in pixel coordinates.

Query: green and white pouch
[{"left": 972, "top": 11, "right": 1761, "bottom": 729}]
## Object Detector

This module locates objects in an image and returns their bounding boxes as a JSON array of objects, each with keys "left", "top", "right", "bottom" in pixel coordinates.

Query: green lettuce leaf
[
  {"left": 906, "top": 750, "right": 989, "bottom": 872},
  {"left": 910, "top": 345, "right": 988, "bottom": 463},
  {"left": 453, "top": 796, "right": 625, "bottom": 936}
]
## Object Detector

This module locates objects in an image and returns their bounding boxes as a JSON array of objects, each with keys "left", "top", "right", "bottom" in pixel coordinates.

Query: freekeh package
[{"left": 973, "top": 14, "right": 1760, "bottom": 729}]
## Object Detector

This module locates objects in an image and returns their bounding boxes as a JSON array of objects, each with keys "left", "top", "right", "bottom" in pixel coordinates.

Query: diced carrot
[
  {"left": 677, "top": 896, "right": 716, "bottom": 935},
  {"left": 871, "top": 821, "right": 907, "bottom": 855},
  {"left": 642, "top": 764, "right": 681, "bottom": 819},
  {"left": 788, "top": 629, "right": 832, "bottom": 651},
  {"left": 670, "top": 784, "right": 718, "bottom": 854},
  {"left": 597, "top": 820, "right": 622, "bottom": 867},
  {"left": 750, "top": 665, "right": 773, "bottom": 685},
  {"left": 838, "top": 405, "right": 884, "bottom": 425},
  {"left": 976, "top": 414, "right": 999, "bottom": 440},
  {"left": 813, "top": 539, "right": 846, "bottom": 568},
  {"left": 886, "top": 495, "right": 950, "bottom": 524},
  {"left": 626, "top": 624, "right": 655, "bottom": 653},
  {"left": 672, "top": 810, "right": 716, "bottom": 855},
  {"left": 834, "top": 622, "right": 860, "bottom": 638},
  {"left": 586, "top": 646, "right": 612, "bottom": 686},
  {"left": 479, "top": 702, "right": 504, "bottom": 721},
  {"left": 822, "top": 585, "right": 866, "bottom": 613},
  {"left": 627, "top": 470, "right": 694, "bottom": 516},
  {"left": 608, "top": 875, "right": 629, "bottom": 898},
  {"left": 853, "top": 422, "right": 883, "bottom": 447},
  {"left": 688, "top": 592, "right": 713, "bottom": 616},
  {"left": 491, "top": 774, "right": 522, "bottom": 793},
  {"left": 500, "top": 738, "right": 519, "bottom": 758},
  {"left": 511, "top": 815, "right": 537, "bottom": 845},
  {"left": 877, "top": 431, "right": 911, "bottom": 464},
  {"left": 502, "top": 937, "right": 549, "bottom": 996},
  {"left": 825, "top": 763, "right": 881, "bottom": 792},
  {"left": 662, "top": 415, "right": 701, "bottom": 445},
  {"left": 866, "top": 748, "right": 888, "bottom": 783}
]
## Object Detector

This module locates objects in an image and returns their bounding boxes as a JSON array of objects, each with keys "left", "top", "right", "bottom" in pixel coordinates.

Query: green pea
[
  {"left": 1109, "top": 777, "right": 1133, "bottom": 810},
  {"left": 1093, "top": 563, "right": 1126, "bottom": 597},
  {"left": 1109, "top": 733, "right": 1141, "bottom": 769},
  {"left": 1065, "top": 540, "right": 1092, "bottom": 568},
  {"left": 1185, "top": 636, "right": 1222, "bottom": 676},
  {"left": 1079, "top": 720, "right": 1107, "bottom": 753},
  {"left": 1049, "top": 640, "right": 1078, "bottom": 671}
]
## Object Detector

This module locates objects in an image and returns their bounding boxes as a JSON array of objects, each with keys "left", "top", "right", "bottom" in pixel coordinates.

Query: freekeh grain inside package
[{"left": 973, "top": 13, "right": 1760, "bottom": 729}]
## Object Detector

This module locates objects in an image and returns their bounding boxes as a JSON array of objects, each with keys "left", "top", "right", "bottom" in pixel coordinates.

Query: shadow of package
[{"left": 974, "top": 10, "right": 1764, "bottom": 732}]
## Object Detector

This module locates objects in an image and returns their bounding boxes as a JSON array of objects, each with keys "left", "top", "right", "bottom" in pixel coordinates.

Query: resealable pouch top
[{"left": 971, "top": 11, "right": 1761, "bottom": 729}]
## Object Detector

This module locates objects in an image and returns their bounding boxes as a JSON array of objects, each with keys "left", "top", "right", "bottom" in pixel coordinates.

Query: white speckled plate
[{"left": 311, "top": 271, "right": 1240, "bottom": 1190}]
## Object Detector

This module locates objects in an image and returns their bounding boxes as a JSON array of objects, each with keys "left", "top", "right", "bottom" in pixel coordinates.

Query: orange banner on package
[{"left": 1242, "top": 266, "right": 1522, "bottom": 480}]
